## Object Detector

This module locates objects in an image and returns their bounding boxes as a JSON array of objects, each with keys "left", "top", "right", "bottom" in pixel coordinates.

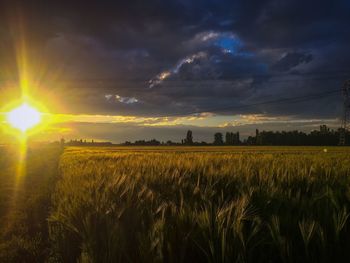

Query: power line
[{"left": 155, "top": 88, "right": 341, "bottom": 118}]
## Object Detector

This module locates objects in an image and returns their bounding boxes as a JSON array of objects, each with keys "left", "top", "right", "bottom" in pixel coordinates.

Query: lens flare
[{"left": 6, "top": 103, "right": 42, "bottom": 132}]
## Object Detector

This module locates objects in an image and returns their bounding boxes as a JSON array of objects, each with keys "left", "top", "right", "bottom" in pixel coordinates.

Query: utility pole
[{"left": 339, "top": 80, "right": 350, "bottom": 145}]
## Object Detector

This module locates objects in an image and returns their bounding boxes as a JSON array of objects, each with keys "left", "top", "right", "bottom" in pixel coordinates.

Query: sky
[{"left": 0, "top": 0, "right": 350, "bottom": 143}]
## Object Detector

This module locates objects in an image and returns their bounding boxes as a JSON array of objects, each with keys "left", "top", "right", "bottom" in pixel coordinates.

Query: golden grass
[{"left": 49, "top": 146, "right": 350, "bottom": 262}]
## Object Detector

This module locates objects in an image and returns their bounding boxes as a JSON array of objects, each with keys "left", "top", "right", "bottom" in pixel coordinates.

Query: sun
[{"left": 6, "top": 103, "right": 42, "bottom": 132}]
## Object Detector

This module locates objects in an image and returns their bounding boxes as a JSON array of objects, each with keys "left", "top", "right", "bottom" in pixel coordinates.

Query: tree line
[
  {"left": 247, "top": 125, "right": 350, "bottom": 146},
  {"left": 121, "top": 125, "right": 350, "bottom": 146},
  {"left": 63, "top": 125, "right": 350, "bottom": 146}
]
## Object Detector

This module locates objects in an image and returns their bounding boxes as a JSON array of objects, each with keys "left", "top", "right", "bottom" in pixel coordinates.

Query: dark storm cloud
[
  {"left": 271, "top": 52, "right": 313, "bottom": 72},
  {"left": 1, "top": 0, "right": 350, "bottom": 120}
]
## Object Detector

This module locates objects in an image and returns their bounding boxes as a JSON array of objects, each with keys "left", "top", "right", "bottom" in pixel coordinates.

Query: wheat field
[
  {"left": 1, "top": 146, "right": 350, "bottom": 262},
  {"left": 45, "top": 146, "right": 350, "bottom": 262}
]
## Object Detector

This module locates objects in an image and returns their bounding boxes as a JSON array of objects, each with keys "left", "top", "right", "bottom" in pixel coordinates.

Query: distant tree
[
  {"left": 185, "top": 130, "right": 193, "bottom": 145},
  {"left": 133, "top": 139, "right": 160, "bottom": 146},
  {"left": 226, "top": 132, "right": 233, "bottom": 145},
  {"left": 256, "top": 129, "right": 262, "bottom": 145},
  {"left": 225, "top": 132, "right": 240, "bottom": 145},
  {"left": 235, "top": 132, "right": 240, "bottom": 145},
  {"left": 246, "top": 136, "right": 255, "bottom": 145},
  {"left": 320, "top": 125, "right": 329, "bottom": 134},
  {"left": 60, "top": 138, "right": 65, "bottom": 147},
  {"left": 214, "top": 132, "right": 224, "bottom": 145}
]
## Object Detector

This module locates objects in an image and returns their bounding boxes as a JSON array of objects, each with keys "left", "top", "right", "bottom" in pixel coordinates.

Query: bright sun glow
[{"left": 6, "top": 103, "right": 42, "bottom": 132}]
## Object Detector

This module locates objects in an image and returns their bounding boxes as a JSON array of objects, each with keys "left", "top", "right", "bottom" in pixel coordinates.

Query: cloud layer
[{"left": 0, "top": 0, "right": 349, "bottom": 128}]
